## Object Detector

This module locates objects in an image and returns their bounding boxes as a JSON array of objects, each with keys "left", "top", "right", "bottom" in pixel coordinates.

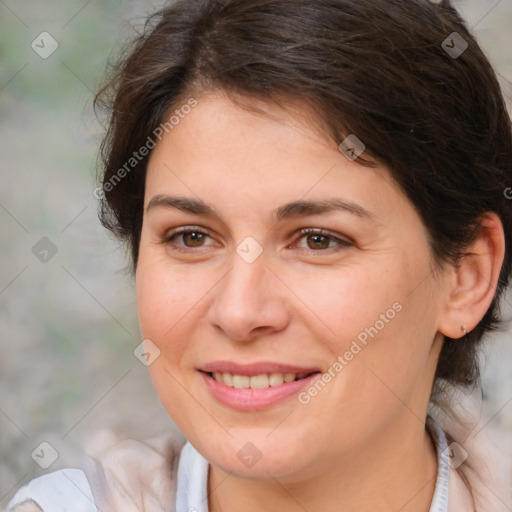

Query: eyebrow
[{"left": 146, "top": 195, "right": 375, "bottom": 222}]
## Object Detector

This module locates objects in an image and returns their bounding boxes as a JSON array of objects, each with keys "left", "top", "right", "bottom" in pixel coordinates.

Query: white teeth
[
  {"left": 250, "top": 374, "right": 269, "bottom": 389},
  {"left": 211, "top": 371, "right": 312, "bottom": 388},
  {"left": 223, "top": 372, "right": 234, "bottom": 387},
  {"left": 233, "top": 375, "right": 250, "bottom": 388},
  {"left": 269, "top": 372, "right": 284, "bottom": 387}
]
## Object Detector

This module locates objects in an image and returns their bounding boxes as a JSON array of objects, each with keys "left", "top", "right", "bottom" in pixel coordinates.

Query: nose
[{"left": 207, "top": 249, "right": 291, "bottom": 343}]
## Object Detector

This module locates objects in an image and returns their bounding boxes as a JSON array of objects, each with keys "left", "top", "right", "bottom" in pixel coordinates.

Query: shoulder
[
  {"left": 429, "top": 391, "right": 512, "bottom": 512},
  {"left": 4, "top": 430, "right": 187, "bottom": 512},
  {"left": 86, "top": 428, "right": 186, "bottom": 510},
  {"left": 5, "top": 468, "right": 95, "bottom": 512}
]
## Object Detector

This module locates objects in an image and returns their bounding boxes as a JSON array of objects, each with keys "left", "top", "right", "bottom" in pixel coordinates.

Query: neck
[{"left": 208, "top": 418, "right": 438, "bottom": 512}]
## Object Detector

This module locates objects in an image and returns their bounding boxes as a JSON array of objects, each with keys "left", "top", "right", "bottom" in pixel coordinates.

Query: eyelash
[{"left": 160, "top": 226, "right": 352, "bottom": 254}]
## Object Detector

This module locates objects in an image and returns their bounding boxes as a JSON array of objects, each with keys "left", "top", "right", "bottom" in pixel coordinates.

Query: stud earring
[{"left": 461, "top": 325, "right": 467, "bottom": 336}]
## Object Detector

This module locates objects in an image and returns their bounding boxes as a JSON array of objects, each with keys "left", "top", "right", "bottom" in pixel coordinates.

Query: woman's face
[{"left": 136, "top": 90, "right": 448, "bottom": 479}]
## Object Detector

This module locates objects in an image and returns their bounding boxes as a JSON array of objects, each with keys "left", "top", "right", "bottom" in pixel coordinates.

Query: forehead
[{"left": 144, "top": 90, "right": 405, "bottom": 223}]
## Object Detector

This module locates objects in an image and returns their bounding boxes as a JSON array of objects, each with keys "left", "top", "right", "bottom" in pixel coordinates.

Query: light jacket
[{"left": 5, "top": 389, "right": 511, "bottom": 511}]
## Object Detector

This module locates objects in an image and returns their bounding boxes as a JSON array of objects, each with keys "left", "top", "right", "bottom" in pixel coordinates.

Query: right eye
[{"left": 161, "top": 226, "right": 217, "bottom": 252}]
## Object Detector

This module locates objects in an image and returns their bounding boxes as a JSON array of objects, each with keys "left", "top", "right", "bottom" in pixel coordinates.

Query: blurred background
[{"left": 1, "top": 0, "right": 511, "bottom": 506}]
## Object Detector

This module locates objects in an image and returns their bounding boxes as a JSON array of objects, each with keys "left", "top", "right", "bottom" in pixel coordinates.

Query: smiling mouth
[{"left": 206, "top": 371, "right": 319, "bottom": 389}]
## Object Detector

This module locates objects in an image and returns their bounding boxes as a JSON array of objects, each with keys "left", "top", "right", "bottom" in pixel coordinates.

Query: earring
[{"left": 461, "top": 325, "right": 467, "bottom": 336}]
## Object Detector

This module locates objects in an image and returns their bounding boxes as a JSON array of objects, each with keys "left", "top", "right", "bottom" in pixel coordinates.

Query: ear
[{"left": 437, "top": 212, "right": 505, "bottom": 339}]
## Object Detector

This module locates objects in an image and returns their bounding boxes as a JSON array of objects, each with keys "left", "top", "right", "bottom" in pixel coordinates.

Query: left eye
[{"left": 292, "top": 228, "right": 351, "bottom": 251}]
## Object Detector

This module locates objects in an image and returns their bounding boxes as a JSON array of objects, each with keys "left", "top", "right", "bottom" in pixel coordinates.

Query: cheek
[
  {"left": 135, "top": 251, "right": 225, "bottom": 368},
  {"left": 135, "top": 258, "right": 191, "bottom": 356},
  {"left": 135, "top": 259, "right": 207, "bottom": 429},
  {"left": 288, "top": 254, "right": 435, "bottom": 399},
  {"left": 279, "top": 259, "right": 406, "bottom": 354}
]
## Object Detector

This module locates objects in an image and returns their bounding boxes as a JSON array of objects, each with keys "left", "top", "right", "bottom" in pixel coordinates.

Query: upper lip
[{"left": 200, "top": 361, "right": 321, "bottom": 376}]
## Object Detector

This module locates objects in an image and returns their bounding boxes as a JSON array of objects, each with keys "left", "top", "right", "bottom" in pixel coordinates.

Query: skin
[{"left": 135, "top": 89, "right": 505, "bottom": 512}]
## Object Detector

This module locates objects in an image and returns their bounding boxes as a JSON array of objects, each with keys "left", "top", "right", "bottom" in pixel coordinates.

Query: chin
[{"left": 196, "top": 436, "right": 316, "bottom": 480}]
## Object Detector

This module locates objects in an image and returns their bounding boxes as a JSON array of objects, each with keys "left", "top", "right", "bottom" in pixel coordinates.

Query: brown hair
[{"left": 94, "top": 0, "right": 512, "bottom": 391}]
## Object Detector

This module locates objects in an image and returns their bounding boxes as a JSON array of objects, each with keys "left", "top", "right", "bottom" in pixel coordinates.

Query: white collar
[
  {"left": 175, "top": 441, "right": 210, "bottom": 512},
  {"left": 427, "top": 416, "right": 451, "bottom": 512}
]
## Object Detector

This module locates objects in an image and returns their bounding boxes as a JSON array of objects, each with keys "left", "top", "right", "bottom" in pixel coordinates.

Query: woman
[{"left": 6, "top": 0, "right": 511, "bottom": 510}]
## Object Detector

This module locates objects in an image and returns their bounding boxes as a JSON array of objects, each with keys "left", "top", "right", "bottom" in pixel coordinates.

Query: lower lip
[{"left": 200, "top": 371, "right": 321, "bottom": 411}]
